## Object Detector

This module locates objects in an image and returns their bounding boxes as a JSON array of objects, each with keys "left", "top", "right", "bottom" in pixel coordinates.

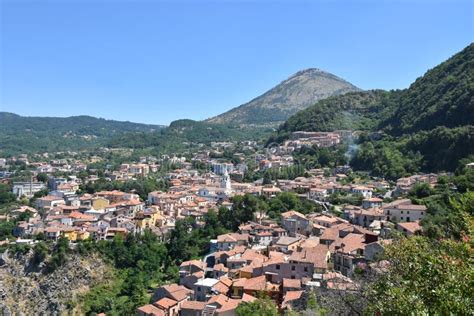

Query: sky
[{"left": 1, "top": 0, "right": 473, "bottom": 125}]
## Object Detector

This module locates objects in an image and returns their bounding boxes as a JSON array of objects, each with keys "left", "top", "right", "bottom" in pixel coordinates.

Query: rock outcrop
[{"left": 0, "top": 249, "right": 109, "bottom": 315}]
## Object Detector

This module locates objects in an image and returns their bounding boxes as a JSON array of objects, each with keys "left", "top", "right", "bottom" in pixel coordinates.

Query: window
[
  {"left": 401, "top": 217, "right": 404, "bottom": 220},
  {"left": 292, "top": 265, "right": 296, "bottom": 271},
  {"left": 421, "top": 212, "right": 424, "bottom": 215},
  {"left": 197, "top": 287, "right": 201, "bottom": 292},
  {"left": 401, "top": 211, "right": 404, "bottom": 214},
  {"left": 276, "top": 264, "right": 280, "bottom": 270},
  {"left": 304, "top": 267, "right": 308, "bottom": 272},
  {"left": 291, "top": 275, "right": 295, "bottom": 279}
]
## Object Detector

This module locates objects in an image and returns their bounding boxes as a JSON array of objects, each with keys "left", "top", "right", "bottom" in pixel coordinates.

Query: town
[{"left": 1, "top": 129, "right": 468, "bottom": 316}]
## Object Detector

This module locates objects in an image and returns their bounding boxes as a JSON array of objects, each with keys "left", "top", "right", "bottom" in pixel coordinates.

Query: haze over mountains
[{"left": 206, "top": 68, "right": 360, "bottom": 125}]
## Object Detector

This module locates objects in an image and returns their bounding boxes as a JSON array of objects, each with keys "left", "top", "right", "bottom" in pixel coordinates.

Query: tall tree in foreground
[{"left": 367, "top": 236, "right": 473, "bottom": 315}]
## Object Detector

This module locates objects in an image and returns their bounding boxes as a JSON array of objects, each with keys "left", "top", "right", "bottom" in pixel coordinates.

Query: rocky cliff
[{"left": 0, "top": 249, "right": 109, "bottom": 315}]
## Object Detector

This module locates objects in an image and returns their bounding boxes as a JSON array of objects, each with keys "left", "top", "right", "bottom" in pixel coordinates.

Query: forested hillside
[
  {"left": 379, "top": 43, "right": 474, "bottom": 135},
  {"left": 0, "top": 113, "right": 164, "bottom": 155},
  {"left": 270, "top": 43, "right": 474, "bottom": 178},
  {"left": 267, "top": 90, "right": 389, "bottom": 144},
  {"left": 107, "top": 119, "right": 272, "bottom": 151}
]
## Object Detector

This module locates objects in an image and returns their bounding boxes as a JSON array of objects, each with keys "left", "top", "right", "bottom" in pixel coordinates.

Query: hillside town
[{"left": 1, "top": 130, "right": 460, "bottom": 316}]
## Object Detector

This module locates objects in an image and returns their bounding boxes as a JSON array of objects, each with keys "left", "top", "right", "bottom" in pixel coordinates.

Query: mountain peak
[
  {"left": 206, "top": 68, "right": 360, "bottom": 125},
  {"left": 293, "top": 68, "right": 326, "bottom": 75}
]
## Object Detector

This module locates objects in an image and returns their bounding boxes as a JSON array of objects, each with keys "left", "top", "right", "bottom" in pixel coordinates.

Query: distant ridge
[
  {"left": 0, "top": 112, "right": 165, "bottom": 154},
  {"left": 206, "top": 68, "right": 360, "bottom": 125}
]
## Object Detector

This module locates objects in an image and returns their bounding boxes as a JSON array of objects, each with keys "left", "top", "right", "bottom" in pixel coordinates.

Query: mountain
[
  {"left": 271, "top": 43, "right": 474, "bottom": 177},
  {"left": 0, "top": 112, "right": 164, "bottom": 154},
  {"left": 379, "top": 43, "right": 474, "bottom": 135},
  {"left": 206, "top": 68, "right": 360, "bottom": 125},
  {"left": 274, "top": 44, "right": 473, "bottom": 140},
  {"left": 266, "top": 90, "right": 390, "bottom": 144}
]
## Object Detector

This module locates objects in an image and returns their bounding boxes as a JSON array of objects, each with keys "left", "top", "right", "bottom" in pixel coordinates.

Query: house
[
  {"left": 397, "top": 221, "right": 422, "bottom": 236},
  {"left": 254, "top": 231, "right": 273, "bottom": 246},
  {"left": 282, "top": 278, "right": 302, "bottom": 294},
  {"left": 206, "top": 294, "right": 247, "bottom": 315},
  {"left": 281, "top": 211, "right": 310, "bottom": 236},
  {"left": 35, "top": 195, "right": 65, "bottom": 210},
  {"left": 44, "top": 226, "right": 61, "bottom": 240},
  {"left": 333, "top": 233, "right": 367, "bottom": 277},
  {"left": 180, "top": 301, "right": 207, "bottom": 316},
  {"left": 351, "top": 186, "right": 373, "bottom": 199},
  {"left": 179, "top": 260, "right": 207, "bottom": 278},
  {"left": 231, "top": 276, "right": 279, "bottom": 301},
  {"left": 153, "top": 297, "right": 179, "bottom": 316},
  {"left": 308, "top": 188, "right": 328, "bottom": 201},
  {"left": 311, "top": 214, "right": 341, "bottom": 228},
  {"left": 152, "top": 284, "right": 193, "bottom": 304},
  {"left": 383, "top": 199, "right": 427, "bottom": 222},
  {"left": 261, "top": 186, "right": 281, "bottom": 198},
  {"left": 362, "top": 197, "right": 383, "bottom": 209},
  {"left": 216, "top": 233, "right": 250, "bottom": 251},
  {"left": 212, "top": 264, "right": 229, "bottom": 279},
  {"left": 351, "top": 208, "right": 386, "bottom": 228},
  {"left": 193, "top": 278, "right": 219, "bottom": 301},
  {"left": 288, "top": 244, "right": 331, "bottom": 273},
  {"left": 274, "top": 236, "right": 301, "bottom": 253},
  {"left": 136, "top": 304, "right": 165, "bottom": 316}
]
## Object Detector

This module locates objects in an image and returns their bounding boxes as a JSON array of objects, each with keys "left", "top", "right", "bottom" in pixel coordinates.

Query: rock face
[
  {"left": 0, "top": 250, "right": 109, "bottom": 315},
  {"left": 206, "top": 68, "right": 360, "bottom": 126}
]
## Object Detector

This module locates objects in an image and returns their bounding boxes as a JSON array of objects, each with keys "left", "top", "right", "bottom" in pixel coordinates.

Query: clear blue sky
[{"left": 1, "top": 0, "right": 473, "bottom": 125}]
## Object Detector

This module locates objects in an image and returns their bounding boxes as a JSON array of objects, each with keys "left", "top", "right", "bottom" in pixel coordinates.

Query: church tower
[{"left": 221, "top": 168, "right": 232, "bottom": 193}]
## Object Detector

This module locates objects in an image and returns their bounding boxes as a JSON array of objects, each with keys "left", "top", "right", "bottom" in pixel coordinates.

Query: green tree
[
  {"left": 32, "top": 241, "right": 48, "bottom": 265},
  {"left": 367, "top": 236, "right": 473, "bottom": 315},
  {"left": 409, "top": 182, "right": 433, "bottom": 199},
  {"left": 36, "top": 173, "right": 49, "bottom": 183},
  {"left": 0, "top": 183, "right": 16, "bottom": 205},
  {"left": 236, "top": 297, "right": 279, "bottom": 316}
]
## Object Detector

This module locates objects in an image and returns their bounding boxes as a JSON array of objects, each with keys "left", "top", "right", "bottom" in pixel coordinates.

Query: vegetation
[
  {"left": 292, "top": 144, "right": 348, "bottom": 169},
  {"left": 268, "top": 43, "right": 474, "bottom": 179},
  {"left": 0, "top": 112, "right": 164, "bottom": 155},
  {"left": 0, "top": 183, "right": 17, "bottom": 205},
  {"left": 267, "top": 90, "right": 387, "bottom": 144},
  {"left": 367, "top": 236, "right": 473, "bottom": 315},
  {"left": 107, "top": 119, "right": 272, "bottom": 152},
  {"left": 236, "top": 296, "right": 279, "bottom": 316},
  {"left": 379, "top": 43, "right": 474, "bottom": 135},
  {"left": 167, "top": 210, "right": 229, "bottom": 263},
  {"left": 45, "top": 236, "right": 70, "bottom": 272},
  {"left": 79, "top": 231, "right": 173, "bottom": 315},
  {"left": 351, "top": 126, "right": 474, "bottom": 179}
]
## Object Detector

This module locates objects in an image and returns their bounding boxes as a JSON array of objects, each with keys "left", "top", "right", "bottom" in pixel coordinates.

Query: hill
[
  {"left": 267, "top": 90, "right": 390, "bottom": 144},
  {"left": 206, "top": 68, "right": 360, "bottom": 125},
  {"left": 0, "top": 112, "right": 164, "bottom": 155},
  {"left": 271, "top": 43, "right": 474, "bottom": 178},
  {"left": 379, "top": 43, "right": 474, "bottom": 135},
  {"left": 107, "top": 119, "right": 273, "bottom": 151}
]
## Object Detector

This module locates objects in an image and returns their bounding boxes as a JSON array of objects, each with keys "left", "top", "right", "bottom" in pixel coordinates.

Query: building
[
  {"left": 383, "top": 199, "right": 427, "bottom": 223},
  {"left": 281, "top": 211, "right": 310, "bottom": 236},
  {"left": 12, "top": 181, "right": 46, "bottom": 198}
]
